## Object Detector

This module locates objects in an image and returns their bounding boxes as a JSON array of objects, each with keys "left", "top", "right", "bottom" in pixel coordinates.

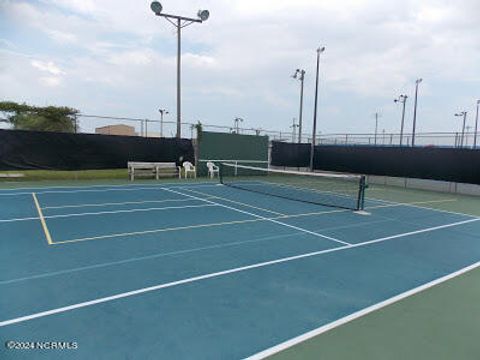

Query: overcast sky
[{"left": 1, "top": 0, "right": 479, "bottom": 137}]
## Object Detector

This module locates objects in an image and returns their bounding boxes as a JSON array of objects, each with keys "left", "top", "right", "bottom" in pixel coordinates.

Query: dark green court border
[{"left": 269, "top": 184, "right": 480, "bottom": 360}]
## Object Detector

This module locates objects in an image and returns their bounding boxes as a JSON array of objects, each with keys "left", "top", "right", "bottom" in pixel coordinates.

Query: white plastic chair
[
  {"left": 182, "top": 161, "right": 196, "bottom": 179},
  {"left": 206, "top": 161, "right": 219, "bottom": 179}
]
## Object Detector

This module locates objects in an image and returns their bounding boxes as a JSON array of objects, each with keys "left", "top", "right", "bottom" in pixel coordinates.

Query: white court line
[
  {"left": 1, "top": 217, "right": 478, "bottom": 327},
  {"left": 42, "top": 197, "right": 213, "bottom": 210},
  {"left": 0, "top": 197, "right": 465, "bottom": 227},
  {"left": 1, "top": 216, "right": 393, "bottom": 285},
  {"left": 0, "top": 182, "right": 219, "bottom": 197},
  {"left": 43, "top": 199, "right": 468, "bottom": 244},
  {"left": 0, "top": 204, "right": 217, "bottom": 223},
  {"left": 246, "top": 259, "right": 480, "bottom": 359},
  {"left": 161, "top": 187, "right": 351, "bottom": 246},
  {"left": 183, "top": 187, "right": 285, "bottom": 216},
  {"left": 367, "top": 196, "right": 479, "bottom": 220}
]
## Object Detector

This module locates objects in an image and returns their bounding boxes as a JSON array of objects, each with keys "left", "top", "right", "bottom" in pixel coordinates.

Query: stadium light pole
[
  {"left": 234, "top": 117, "right": 244, "bottom": 134},
  {"left": 290, "top": 118, "right": 299, "bottom": 143},
  {"left": 474, "top": 100, "right": 480, "bottom": 149},
  {"left": 394, "top": 95, "right": 408, "bottom": 146},
  {"left": 411, "top": 78, "right": 422, "bottom": 147},
  {"left": 374, "top": 112, "right": 381, "bottom": 145},
  {"left": 150, "top": 2, "right": 209, "bottom": 139},
  {"left": 292, "top": 69, "right": 305, "bottom": 142},
  {"left": 158, "top": 108, "right": 169, "bottom": 137},
  {"left": 310, "top": 46, "right": 325, "bottom": 171},
  {"left": 455, "top": 111, "right": 467, "bottom": 148}
]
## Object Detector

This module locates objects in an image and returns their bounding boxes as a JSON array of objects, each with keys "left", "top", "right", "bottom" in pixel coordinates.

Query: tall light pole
[
  {"left": 466, "top": 126, "right": 471, "bottom": 146},
  {"left": 374, "top": 112, "right": 381, "bottom": 145},
  {"left": 158, "top": 108, "right": 169, "bottom": 137},
  {"left": 292, "top": 69, "right": 305, "bottom": 143},
  {"left": 455, "top": 111, "right": 467, "bottom": 148},
  {"left": 310, "top": 46, "right": 325, "bottom": 171},
  {"left": 150, "top": 2, "right": 209, "bottom": 139},
  {"left": 394, "top": 95, "right": 408, "bottom": 146},
  {"left": 411, "top": 78, "right": 422, "bottom": 147},
  {"left": 290, "top": 118, "right": 299, "bottom": 143},
  {"left": 234, "top": 117, "right": 244, "bottom": 134},
  {"left": 474, "top": 100, "right": 480, "bottom": 149}
]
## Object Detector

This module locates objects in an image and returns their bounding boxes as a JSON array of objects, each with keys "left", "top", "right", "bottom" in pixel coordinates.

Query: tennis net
[{"left": 219, "top": 163, "right": 367, "bottom": 211}]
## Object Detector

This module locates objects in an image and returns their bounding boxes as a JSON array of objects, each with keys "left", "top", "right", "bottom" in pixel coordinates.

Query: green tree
[{"left": 0, "top": 101, "right": 79, "bottom": 133}]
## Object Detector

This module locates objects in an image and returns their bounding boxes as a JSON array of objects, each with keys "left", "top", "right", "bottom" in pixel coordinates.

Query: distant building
[{"left": 95, "top": 124, "right": 136, "bottom": 136}]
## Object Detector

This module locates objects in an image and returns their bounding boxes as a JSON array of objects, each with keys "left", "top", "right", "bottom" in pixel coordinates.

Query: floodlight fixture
[
  {"left": 150, "top": 1, "right": 163, "bottom": 15},
  {"left": 197, "top": 10, "right": 210, "bottom": 21},
  {"left": 150, "top": 2, "right": 210, "bottom": 138},
  {"left": 394, "top": 95, "right": 408, "bottom": 145},
  {"left": 292, "top": 68, "right": 305, "bottom": 142}
]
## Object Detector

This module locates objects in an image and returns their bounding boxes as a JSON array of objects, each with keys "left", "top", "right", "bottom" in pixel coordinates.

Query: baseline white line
[
  {"left": 1, "top": 217, "right": 478, "bottom": 327},
  {"left": 246, "top": 260, "right": 480, "bottom": 359},
  {"left": 161, "top": 187, "right": 351, "bottom": 246},
  {"left": 183, "top": 187, "right": 285, "bottom": 216}
]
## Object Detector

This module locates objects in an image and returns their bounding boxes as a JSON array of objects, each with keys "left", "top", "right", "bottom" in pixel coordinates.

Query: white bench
[{"left": 128, "top": 162, "right": 179, "bottom": 181}]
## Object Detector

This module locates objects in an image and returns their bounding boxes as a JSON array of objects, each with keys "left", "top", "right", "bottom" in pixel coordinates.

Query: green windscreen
[{"left": 197, "top": 131, "right": 269, "bottom": 176}]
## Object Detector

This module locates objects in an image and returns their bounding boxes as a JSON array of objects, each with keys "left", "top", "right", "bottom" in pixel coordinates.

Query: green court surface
[
  {"left": 268, "top": 185, "right": 480, "bottom": 360},
  {"left": 0, "top": 177, "right": 479, "bottom": 359}
]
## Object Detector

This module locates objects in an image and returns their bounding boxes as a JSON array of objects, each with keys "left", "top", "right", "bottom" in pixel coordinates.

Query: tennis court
[{"left": 1, "top": 175, "right": 480, "bottom": 359}]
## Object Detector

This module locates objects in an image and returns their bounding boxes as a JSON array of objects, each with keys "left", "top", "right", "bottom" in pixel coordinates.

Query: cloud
[
  {"left": 39, "top": 76, "right": 62, "bottom": 87},
  {"left": 1, "top": 0, "right": 480, "bottom": 133},
  {"left": 31, "top": 60, "right": 65, "bottom": 75}
]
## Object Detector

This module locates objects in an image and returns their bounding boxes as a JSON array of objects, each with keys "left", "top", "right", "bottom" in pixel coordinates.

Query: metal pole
[
  {"left": 310, "top": 47, "right": 324, "bottom": 171},
  {"left": 291, "top": 118, "right": 299, "bottom": 143},
  {"left": 461, "top": 112, "right": 467, "bottom": 147},
  {"left": 374, "top": 113, "right": 379, "bottom": 145},
  {"left": 160, "top": 112, "right": 163, "bottom": 137},
  {"left": 412, "top": 79, "right": 422, "bottom": 147},
  {"left": 474, "top": 100, "right": 480, "bottom": 149},
  {"left": 145, "top": 119, "right": 148, "bottom": 137},
  {"left": 176, "top": 19, "right": 182, "bottom": 138},
  {"left": 298, "top": 71, "right": 305, "bottom": 143},
  {"left": 399, "top": 96, "right": 407, "bottom": 146}
]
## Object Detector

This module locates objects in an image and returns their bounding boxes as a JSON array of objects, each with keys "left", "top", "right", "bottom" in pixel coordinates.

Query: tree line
[{"left": 0, "top": 101, "right": 79, "bottom": 133}]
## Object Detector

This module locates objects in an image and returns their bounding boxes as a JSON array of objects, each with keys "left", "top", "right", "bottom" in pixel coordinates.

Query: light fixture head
[
  {"left": 197, "top": 9, "right": 210, "bottom": 21},
  {"left": 150, "top": 1, "right": 163, "bottom": 15},
  {"left": 416, "top": 78, "right": 423, "bottom": 84},
  {"left": 318, "top": 46, "right": 326, "bottom": 53}
]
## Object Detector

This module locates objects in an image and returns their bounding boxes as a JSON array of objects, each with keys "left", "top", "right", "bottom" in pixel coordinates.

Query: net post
[
  {"left": 219, "top": 163, "right": 224, "bottom": 184},
  {"left": 357, "top": 175, "right": 367, "bottom": 210}
]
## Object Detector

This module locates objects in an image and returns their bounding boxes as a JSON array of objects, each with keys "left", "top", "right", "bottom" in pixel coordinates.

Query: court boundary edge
[{"left": 245, "top": 260, "right": 480, "bottom": 360}]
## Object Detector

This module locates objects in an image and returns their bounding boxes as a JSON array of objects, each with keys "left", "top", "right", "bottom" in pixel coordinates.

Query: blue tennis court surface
[{"left": 1, "top": 182, "right": 480, "bottom": 359}]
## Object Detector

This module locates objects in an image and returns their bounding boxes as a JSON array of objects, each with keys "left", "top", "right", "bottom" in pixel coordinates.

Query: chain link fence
[{"left": 1, "top": 113, "right": 478, "bottom": 148}]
